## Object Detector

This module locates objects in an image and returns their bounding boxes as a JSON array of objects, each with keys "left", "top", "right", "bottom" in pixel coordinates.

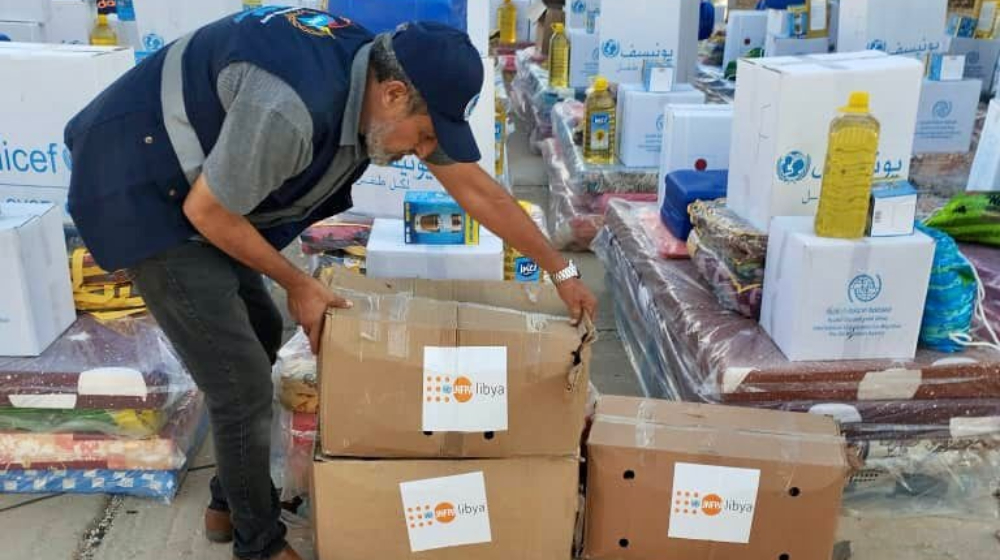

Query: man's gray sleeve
[{"left": 203, "top": 63, "right": 315, "bottom": 216}]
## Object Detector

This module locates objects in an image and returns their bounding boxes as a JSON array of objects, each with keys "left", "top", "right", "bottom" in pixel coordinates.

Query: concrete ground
[{"left": 2, "top": 123, "right": 998, "bottom": 559}]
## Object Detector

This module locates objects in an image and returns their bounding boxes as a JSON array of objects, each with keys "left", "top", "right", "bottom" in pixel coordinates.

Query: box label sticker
[
  {"left": 422, "top": 346, "right": 508, "bottom": 432},
  {"left": 667, "top": 462, "right": 761, "bottom": 544},
  {"left": 400, "top": 471, "right": 492, "bottom": 552}
]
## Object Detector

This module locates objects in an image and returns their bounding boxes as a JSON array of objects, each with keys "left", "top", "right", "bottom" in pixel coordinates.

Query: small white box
[
  {"left": 913, "top": 78, "right": 980, "bottom": 154},
  {"left": 46, "top": 0, "right": 93, "bottom": 45},
  {"left": 616, "top": 83, "right": 705, "bottom": 169},
  {"left": 0, "top": 0, "right": 51, "bottom": 23},
  {"left": 767, "top": 9, "right": 792, "bottom": 39},
  {"left": 945, "top": 37, "right": 1000, "bottom": 95},
  {"left": 351, "top": 60, "right": 497, "bottom": 218},
  {"left": 598, "top": 0, "right": 699, "bottom": 86},
  {"left": 764, "top": 35, "right": 829, "bottom": 57},
  {"left": 133, "top": 0, "right": 242, "bottom": 55},
  {"left": 642, "top": 61, "right": 675, "bottom": 93},
  {"left": 568, "top": 25, "right": 599, "bottom": 89},
  {"left": 837, "top": 0, "right": 947, "bottom": 59},
  {"left": 723, "top": 11, "right": 768, "bottom": 71},
  {"left": 366, "top": 219, "right": 504, "bottom": 281},
  {"left": 760, "top": 216, "right": 934, "bottom": 362},
  {"left": 658, "top": 104, "right": 733, "bottom": 206},
  {"left": 0, "top": 20, "right": 44, "bottom": 42},
  {"left": 0, "top": 202, "right": 76, "bottom": 357},
  {"left": 0, "top": 43, "right": 135, "bottom": 223},
  {"left": 968, "top": 98, "right": 1000, "bottom": 192},
  {"left": 727, "top": 51, "right": 923, "bottom": 231},
  {"left": 567, "top": 0, "right": 600, "bottom": 29},
  {"left": 868, "top": 181, "right": 917, "bottom": 237},
  {"left": 927, "top": 54, "right": 966, "bottom": 81}
]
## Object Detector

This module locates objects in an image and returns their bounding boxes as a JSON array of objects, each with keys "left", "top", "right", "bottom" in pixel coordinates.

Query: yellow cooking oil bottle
[
  {"left": 505, "top": 201, "right": 547, "bottom": 283},
  {"left": 548, "top": 23, "right": 571, "bottom": 88},
  {"left": 584, "top": 76, "right": 616, "bottom": 165},
  {"left": 90, "top": 0, "right": 119, "bottom": 46},
  {"left": 498, "top": 0, "right": 518, "bottom": 45},
  {"left": 243, "top": 0, "right": 263, "bottom": 9},
  {"left": 975, "top": 0, "right": 999, "bottom": 38},
  {"left": 495, "top": 97, "right": 507, "bottom": 178},
  {"left": 814, "top": 92, "right": 881, "bottom": 239}
]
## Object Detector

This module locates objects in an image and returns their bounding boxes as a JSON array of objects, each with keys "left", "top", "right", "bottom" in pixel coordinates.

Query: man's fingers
[
  {"left": 570, "top": 304, "right": 583, "bottom": 326},
  {"left": 306, "top": 324, "right": 320, "bottom": 355},
  {"left": 329, "top": 296, "right": 354, "bottom": 309}
]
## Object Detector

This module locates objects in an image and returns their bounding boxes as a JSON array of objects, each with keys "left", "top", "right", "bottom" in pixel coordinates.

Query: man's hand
[
  {"left": 287, "top": 275, "right": 353, "bottom": 354},
  {"left": 556, "top": 278, "right": 598, "bottom": 326}
]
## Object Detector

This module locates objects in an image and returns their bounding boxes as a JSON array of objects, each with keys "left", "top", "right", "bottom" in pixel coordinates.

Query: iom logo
[
  {"left": 656, "top": 114, "right": 665, "bottom": 132},
  {"left": 602, "top": 39, "right": 621, "bottom": 58},
  {"left": 572, "top": 0, "right": 587, "bottom": 14},
  {"left": 591, "top": 47, "right": 600, "bottom": 62},
  {"left": 933, "top": 100, "right": 953, "bottom": 119},
  {"left": 848, "top": 274, "right": 883, "bottom": 303},
  {"left": 968, "top": 50, "right": 981, "bottom": 64},
  {"left": 143, "top": 33, "right": 164, "bottom": 52},
  {"left": 776, "top": 151, "right": 811, "bottom": 183}
]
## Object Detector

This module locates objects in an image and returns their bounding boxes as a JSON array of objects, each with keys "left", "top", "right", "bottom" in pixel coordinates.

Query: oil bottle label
[{"left": 590, "top": 112, "right": 611, "bottom": 150}]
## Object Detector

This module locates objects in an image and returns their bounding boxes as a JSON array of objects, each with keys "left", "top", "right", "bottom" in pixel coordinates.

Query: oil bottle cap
[
  {"left": 840, "top": 91, "right": 870, "bottom": 114},
  {"left": 593, "top": 76, "right": 609, "bottom": 91},
  {"left": 552, "top": 22, "right": 565, "bottom": 33}
]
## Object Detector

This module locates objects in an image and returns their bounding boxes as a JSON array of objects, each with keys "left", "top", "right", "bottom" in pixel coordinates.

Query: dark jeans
[{"left": 132, "top": 241, "right": 287, "bottom": 559}]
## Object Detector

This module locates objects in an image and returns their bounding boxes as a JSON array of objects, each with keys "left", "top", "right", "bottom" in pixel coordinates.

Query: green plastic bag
[{"left": 924, "top": 193, "right": 1000, "bottom": 247}]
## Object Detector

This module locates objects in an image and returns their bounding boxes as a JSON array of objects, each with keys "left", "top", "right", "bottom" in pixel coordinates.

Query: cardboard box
[
  {"left": 584, "top": 396, "right": 849, "bottom": 560},
  {"left": 404, "top": 191, "right": 479, "bottom": 245},
  {"left": 598, "top": 0, "right": 700, "bottom": 86},
  {"left": 317, "top": 269, "right": 593, "bottom": 458},
  {"left": 535, "top": 6, "right": 565, "bottom": 56},
  {"left": 723, "top": 10, "right": 768, "bottom": 71},
  {"left": 568, "top": 25, "right": 600, "bottom": 89},
  {"left": 913, "top": 78, "right": 980, "bottom": 154},
  {"left": 0, "top": 0, "right": 51, "bottom": 23},
  {"left": 764, "top": 34, "right": 829, "bottom": 56},
  {"left": 927, "top": 53, "right": 966, "bottom": 81},
  {"left": 0, "top": 20, "right": 44, "bottom": 42},
  {"left": 366, "top": 219, "right": 504, "bottom": 280},
  {"left": 616, "top": 83, "right": 705, "bottom": 169},
  {"left": 0, "top": 202, "right": 76, "bottom": 357},
  {"left": 968, "top": 98, "right": 1000, "bottom": 191},
  {"left": 312, "top": 457, "right": 579, "bottom": 560},
  {"left": 836, "top": 0, "right": 947, "bottom": 59},
  {"left": 658, "top": 104, "right": 733, "bottom": 192},
  {"left": 868, "top": 181, "right": 917, "bottom": 237},
  {"left": 760, "top": 216, "right": 934, "bottom": 361},
  {"left": 0, "top": 43, "right": 134, "bottom": 222},
  {"left": 945, "top": 37, "right": 1000, "bottom": 94},
  {"left": 351, "top": 59, "right": 496, "bottom": 218},
  {"left": 46, "top": 0, "right": 93, "bottom": 45},
  {"left": 727, "top": 51, "right": 923, "bottom": 231}
]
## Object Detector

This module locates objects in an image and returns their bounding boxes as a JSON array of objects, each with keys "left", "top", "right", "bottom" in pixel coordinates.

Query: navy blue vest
[{"left": 65, "top": 7, "right": 374, "bottom": 271}]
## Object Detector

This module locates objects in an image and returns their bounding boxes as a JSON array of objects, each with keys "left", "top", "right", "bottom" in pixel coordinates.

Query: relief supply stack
[
  {"left": 312, "top": 272, "right": 594, "bottom": 560},
  {"left": 763, "top": 0, "right": 830, "bottom": 58}
]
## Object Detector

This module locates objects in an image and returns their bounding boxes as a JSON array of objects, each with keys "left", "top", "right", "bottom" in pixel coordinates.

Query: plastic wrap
[
  {"left": 542, "top": 138, "right": 605, "bottom": 251},
  {"left": 299, "top": 214, "right": 373, "bottom": 255},
  {"left": 917, "top": 225, "right": 978, "bottom": 352},
  {"left": 637, "top": 206, "right": 688, "bottom": 259},
  {"left": 964, "top": 244, "right": 1000, "bottom": 336},
  {"left": 70, "top": 248, "right": 145, "bottom": 315},
  {"left": 0, "top": 314, "right": 194, "bottom": 411},
  {"left": 0, "top": 405, "right": 169, "bottom": 439},
  {"left": 510, "top": 46, "right": 575, "bottom": 150},
  {"left": 276, "top": 330, "right": 318, "bottom": 415},
  {"left": 687, "top": 230, "right": 762, "bottom": 319},
  {"left": 270, "top": 407, "right": 317, "bottom": 502},
  {"left": 307, "top": 251, "right": 367, "bottom": 278}
]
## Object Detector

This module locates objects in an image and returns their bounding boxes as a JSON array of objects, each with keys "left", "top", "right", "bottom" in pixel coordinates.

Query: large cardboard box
[
  {"left": 0, "top": 202, "right": 76, "bottom": 357},
  {"left": 723, "top": 10, "right": 768, "bottom": 71},
  {"left": 836, "top": 0, "right": 946, "bottom": 58},
  {"left": 760, "top": 217, "right": 934, "bottom": 361},
  {"left": 584, "top": 396, "right": 850, "bottom": 560},
  {"left": 727, "top": 51, "right": 922, "bottom": 231},
  {"left": 598, "top": 0, "right": 700, "bottom": 86},
  {"left": 318, "top": 270, "right": 593, "bottom": 458},
  {"left": 312, "top": 456, "right": 579, "bottom": 560},
  {"left": 913, "top": 78, "right": 980, "bottom": 154},
  {"left": 615, "top": 84, "right": 705, "bottom": 169},
  {"left": 0, "top": 43, "right": 134, "bottom": 221},
  {"left": 366, "top": 219, "right": 505, "bottom": 280},
  {"left": 945, "top": 37, "right": 1000, "bottom": 95}
]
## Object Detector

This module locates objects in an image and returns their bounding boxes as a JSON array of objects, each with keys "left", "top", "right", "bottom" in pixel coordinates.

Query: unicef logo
[
  {"left": 776, "top": 151, "right": 811, "bottom": 183},
  {"left": 968, "top": 50, "right": 981, "bottom": 64},
  {"left": 62, "top": 147, "right": 73, "bottom": 172},
  {"left": 848, "top": 274, "right": 883, "bottom": 303},
  {"left": 933, "top": 100, "right": 953, "bottom": 119},
  {"left": 602, "top": 39, "right": 621, "bottom": 58},
  {"left": 143, "top": 33, "right": 165, "bottom": 52},
  {"left": 656, "top": 114, "right": 665, "bottom": 132},
  {"left": 866, "top": 39, "right": 887, "bottom": 52},
  {"left": 572, "top": 0, "right": 586, "bottom": 14}
]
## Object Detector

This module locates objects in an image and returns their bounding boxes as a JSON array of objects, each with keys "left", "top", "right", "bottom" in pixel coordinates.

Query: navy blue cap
[{"left": 392, "top": 21, "right": 484, "bottom": 163}]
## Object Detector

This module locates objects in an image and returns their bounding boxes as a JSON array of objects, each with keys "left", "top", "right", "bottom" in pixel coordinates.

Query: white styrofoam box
[
  {"left": 615, "top": 83, "right": 705, "bottom": 169},
  {"left": 0, "top": 20, "right": 44, "bottom": 42},
  {"left": 837, "top": 0, "right": 947, "bottom": 59},
  {"left": 568, "top": 25, "right": 599, "bottom": 89},
  {"left": 760, "top": 216, "right": 934, "bottom": 362},
  {"left": 46, "top": 0, "right": 93, "bottom": 45},
  {"left": 658, "top": 104, "right": 733, "bottom": 205},
  {"left": 764, "top": 35, "right": 829, "bottom": 57},
  {"left": 723, "top": 11, "right": 767, "bottom": 71},
  {"left": 945, "top": 37, "right": 1000, "bottom": 95},
  {"left": 0, "top": 202, "right": 76, "bottom": 357},
  {"left": 132, "top": 0, "right": 242, "bottom": 55},
  {"left": 366, "top": 219, "right": 504, "bottom": 280},
  {"left": 598, "top": 0, "right": 699, "bottom": 86},
  {"left": 913, "top": 78, "right": 980, "bottom": 154},
  {"left": 868, "top": 181, "right": 917, "bottom": 237},
  {"left": 0, "top": 0, "right": 51, "bottom": 23},
  {"left": 727, "top": 51, "right": 923, "bottom": 231},
  {"left": 0, "top": 43, "right": 135, "bottom": 222},
  {"left": 351, "top": 59, "right": 497, "bottom": 218},
  {"left": 968, "top": 98, "right": 1000, "bottom": 191}
]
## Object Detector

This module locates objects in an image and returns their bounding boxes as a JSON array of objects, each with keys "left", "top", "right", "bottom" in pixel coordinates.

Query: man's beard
[{"left": 365, "top": 119, "right": 409, "bottom": 166}]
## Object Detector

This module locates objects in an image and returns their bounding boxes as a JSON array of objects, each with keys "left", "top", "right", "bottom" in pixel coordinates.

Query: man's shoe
[
  {"left": 204, "top": 508, "right": 234, "bottom": 543},
  {"left": 233, "top": 546, "right": 304, "bottom": 560}
]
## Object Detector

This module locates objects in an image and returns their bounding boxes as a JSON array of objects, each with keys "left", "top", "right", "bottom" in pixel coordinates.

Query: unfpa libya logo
[
  {"left": 426, "top": 376, "right": 474, "bottom": 404},
  {"left": 407, "top": 503, "right": 457, "bottom": 529},
  {"left": 674, "top": 490, "right": 724, "bottom": 517}
]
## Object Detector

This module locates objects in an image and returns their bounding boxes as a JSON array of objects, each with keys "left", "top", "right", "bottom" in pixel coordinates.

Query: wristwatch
[{"left": 552, "top": 260, "right": 582, "bottom": 285}]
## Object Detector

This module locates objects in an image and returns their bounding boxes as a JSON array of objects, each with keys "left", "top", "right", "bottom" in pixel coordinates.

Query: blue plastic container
[{"left": 660, "top": 170, "right": 728, "bottom": 241}]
